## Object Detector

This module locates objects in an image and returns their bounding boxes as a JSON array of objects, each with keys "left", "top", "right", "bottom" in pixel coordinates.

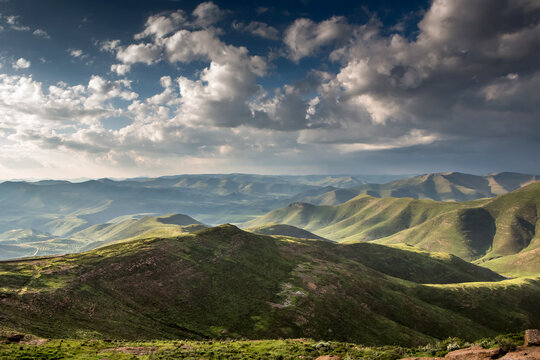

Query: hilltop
[
  {"left": 245, "top": 181, "right": 540, "bottom": 276},
  {"left": 246, "top": 223, "right": 329, "bottom": 241},
  {"left": 1, "top": 225, "right": 537, "bottom": 346}
]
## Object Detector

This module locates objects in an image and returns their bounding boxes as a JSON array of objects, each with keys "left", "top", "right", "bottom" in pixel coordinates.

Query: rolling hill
[
  {"left": 288, "top": 172, "right": 540, "bottom": 205},
  {"left": 1, "top": 225, "right": 536, "bottom": 347},
  {"left": 245, "top": 181, "right": 540, "bottom": 276},
  {"left": 0, "top": 214, "right": 204, "bottom": 260},
  {"left": 246, "top": 223, "right": 329, "bottom": 241}
]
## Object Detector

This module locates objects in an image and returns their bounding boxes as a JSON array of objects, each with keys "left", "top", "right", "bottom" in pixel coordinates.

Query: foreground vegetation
[{"left": 0, "top": 332, "right": 525, "bottom": 360}]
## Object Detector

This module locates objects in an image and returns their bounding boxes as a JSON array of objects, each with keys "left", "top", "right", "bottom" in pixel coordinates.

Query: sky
[{"left": 0, "top": 0, "right": 539, "bottom": 179}]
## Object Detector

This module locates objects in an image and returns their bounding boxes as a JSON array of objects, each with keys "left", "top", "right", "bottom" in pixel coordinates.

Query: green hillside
[
  {"left": 72, "top": 213, "right": 205, "bottom": 250},
  {"left": 0, "top": 214, "right": 205, "bottom": 260},
  {"left": 0, "top": 225, "right": 537, "bottom": 346},
  {"left": 291, "top": 172, "right": 540, "bottom": 205},
  {"left": 246, "top": 223, "right": 329, "bottom": 241},
  {"left": 245, "top": 182, "right": 540, "bottom": 276}
]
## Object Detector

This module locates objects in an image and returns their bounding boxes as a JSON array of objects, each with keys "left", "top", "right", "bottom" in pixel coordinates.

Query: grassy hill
[
  {"left": 0, "top": 225, "right": 537, "bottom": 346},
  {"left": 246, "top": 223, "right": 329, "bottom": 241},
  {"left": 0, "top": 214, "right": 204, "bottom": 260},
  {"left": 72, "top": 213, "right": 205, "bottom": 250},
  {"left": 290, "top": 172, "right": 540, "bottom": 205},
  {"left": 245, "top": 182, "right": 540, "bottom": 276}
]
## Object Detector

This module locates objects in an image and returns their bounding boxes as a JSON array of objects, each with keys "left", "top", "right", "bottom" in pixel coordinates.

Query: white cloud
[
  {"left": 69, "top": 49, "right": 84, "bottom": 58},
  {"left": 233, "top": 21, "right": 279, "bottom": 40},
  {"left": 192, "top": 1, "right": 225, "bottom": 27},
  {"left": 6, "top": 15, "right": 30, "bottom": 31},
  {"left": 33, "top": 29, "right": 50, "bottom": 39},
  {"left": 134, "top": 10, "right": 186, "bottom": 39},
  {"left": 284, "top": 16, "right": 352, "bottom": 61},
  {"left": 116, "top": 43, "right": 161, "bottom": 65},
  {"left": 12, "top": 57, "right": 30, "bottom": 69},
  {"left": 111, "top": 64, "right": 131, "bottom": 75}
]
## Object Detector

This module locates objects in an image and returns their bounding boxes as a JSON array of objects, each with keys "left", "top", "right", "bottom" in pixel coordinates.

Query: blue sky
[{"left": 0, "top": 0, "right": 539, "bottom": 179}]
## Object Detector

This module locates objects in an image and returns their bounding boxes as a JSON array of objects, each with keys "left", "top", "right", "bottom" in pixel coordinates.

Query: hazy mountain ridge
[
  {"left": 1, "top": 225, "right": 534, "bottom": 346},
  {"left": 288, "top": 172, "right": 540, "bottom": 205},
  {"left": 0, "top": 174, "right": 391, "bottom": 238},
  {"left": 245, "top": 181, "right": 540, "bottom": 276}
]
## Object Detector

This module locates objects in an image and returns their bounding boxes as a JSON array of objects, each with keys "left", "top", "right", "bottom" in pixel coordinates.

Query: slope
[
  {"left": 246, "top": 223, "right": 329, "bottom": 241},
  {"left": 0, "top": 225, "right": 536, "bottom": 347},
  {"left": 245, "top": 182, "right": 540, "bottom": 275},
  {"left": 0, "top": 214, "right": 205, "bottom": 260}
]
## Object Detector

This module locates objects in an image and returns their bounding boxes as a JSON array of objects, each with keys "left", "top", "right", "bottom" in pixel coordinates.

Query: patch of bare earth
[{"left": 401, "top": 345, "right": 540, "bottom": 360}]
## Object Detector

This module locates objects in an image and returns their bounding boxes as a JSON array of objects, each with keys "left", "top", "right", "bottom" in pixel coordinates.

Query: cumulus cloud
[
  {"left": 192, "top": 1, "right": 226, "bottom": 27},
  {"left": 32, "top": 29, "right": 50, "bottom": 39},
  {"left": 115, "top": 43, "right": 161, "bottom": 65},
  {"left": 134, "top": 10, "right": 186, "bottom": 39},
  {"left": 110, "top": 64, "right": 131, "bottom": 75},
  {"left": 284, "top": 16, "right": 353, "bottom": 61},
  {"left": 12, "top": 57, "right": 30, "bottom": 69},
  {"left": 233, "top": 21, "right": 279, "bottom": 40}
]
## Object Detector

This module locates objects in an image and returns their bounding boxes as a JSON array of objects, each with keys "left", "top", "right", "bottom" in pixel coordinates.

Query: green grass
[
  {"left": 0, "top": 333, "right": 526, "bottom": 360},
  {"left": 245, "top": 182, "right": 540, "bottom": 276},
  {"left": 245, "top": 223, "right": 328, "bottom": 241}
]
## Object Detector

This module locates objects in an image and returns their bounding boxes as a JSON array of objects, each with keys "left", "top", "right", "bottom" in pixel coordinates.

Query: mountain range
[{"left": 245, "top": 180, "right": 540, "bottom": 277}]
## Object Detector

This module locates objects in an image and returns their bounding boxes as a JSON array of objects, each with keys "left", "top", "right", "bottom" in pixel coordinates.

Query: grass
[
  {"left": 0, "top": 333, "right": 526, "bottom": 360},
  {"left": 245, "top": 182, "right": 540, "bottom": 276}
]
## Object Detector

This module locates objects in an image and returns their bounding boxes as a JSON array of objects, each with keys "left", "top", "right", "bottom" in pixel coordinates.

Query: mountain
[
  {"left": 1, "top": 225, "right": 535, "bottom": 347},
  {"left": 288, "top": 172, "right": 540, "bottom": 205},
  {"left": 246, "top": 223, "right": 329, "bottom": 241},
  {"left": 0, "top": 174, "right": 388, "bottom": 237},
  {"left": 244, "top": 181, "right": 540, "bottom": 276},
  {"left": 0, "top": 214, "right": 204, "bottom": 260}
]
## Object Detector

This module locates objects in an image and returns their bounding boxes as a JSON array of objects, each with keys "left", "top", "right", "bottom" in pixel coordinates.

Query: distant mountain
[
  {"left": 0, "top": 214, "right": 204, "bottom": 260},
  {"left": 2, "top": 225, "right": 534, "bottom": 347},
  {"left": 287, "top": 172, "right": 540, "bottom": 205},
  {"left": 245, "top": 181, "right": 540, "bottom": 276},
  {"left": 0, "top": 174, "right": 388, "bottom": 236},
  {"left": 246, "top": 223, "right": 329, "bottom": 241}
]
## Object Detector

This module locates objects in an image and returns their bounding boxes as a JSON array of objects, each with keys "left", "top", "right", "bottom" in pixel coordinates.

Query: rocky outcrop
[
  {"left": 444, "top": 346, "right": 501, "bottom": 359},
  {"left": 524, "top": 329, "right": 540, "bottom": 346}
]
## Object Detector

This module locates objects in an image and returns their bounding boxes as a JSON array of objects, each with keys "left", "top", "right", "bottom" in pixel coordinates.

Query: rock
[
  {"left": 445, "top": 345, "right": 502, "bottom": 360},
  {"left": 7, "top": 334, "right": 25, "bottom": 343},
  {"left": 524, "top": 329, "right": 540, "bottom": 346},
  {"left": 499, "top": 345, "right": 540, "bottom": 359},
  {"left": 315, "top": 356, "right": 341, "bottom": 360}
]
